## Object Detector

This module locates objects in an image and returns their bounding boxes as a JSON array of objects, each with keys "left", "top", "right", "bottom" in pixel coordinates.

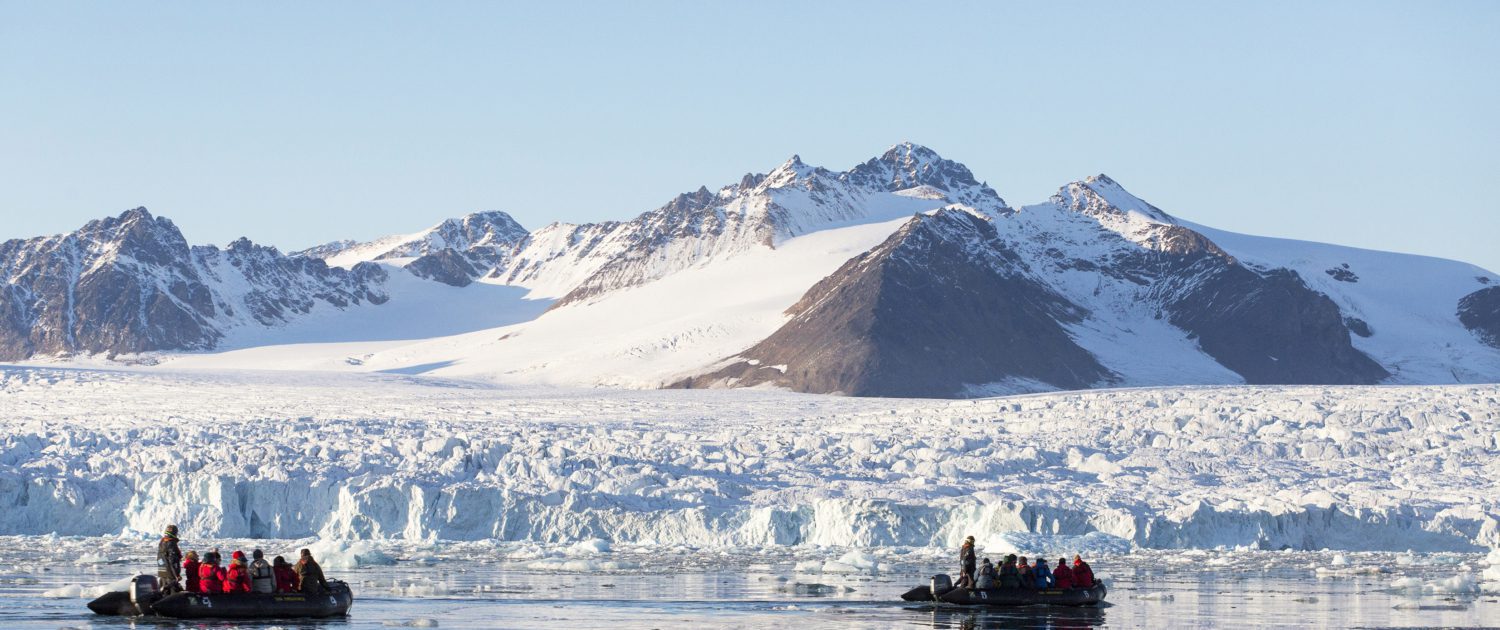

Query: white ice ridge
[{"left": 1, "top": 366, "right": 1497, "bottom": 552}]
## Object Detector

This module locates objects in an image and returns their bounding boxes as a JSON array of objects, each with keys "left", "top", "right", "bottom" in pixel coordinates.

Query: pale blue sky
[{"left": 2, "top": 1, "right": 1497, "bottom": 271}]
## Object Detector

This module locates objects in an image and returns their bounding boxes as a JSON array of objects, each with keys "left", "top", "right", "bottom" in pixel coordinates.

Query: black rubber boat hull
[
  {"left": 935, "top": 582, "right": 1107, "bottom": 606},
  {"left": 87, "top": 581, "right": 353, "bottom": 619},
  {"left": 150, "top": 585, "right": 354, "bottom": 619},
  {"left": 86, "top": 591, "right": 138, "bottom": 615},
  {"left": 901, "top": 585, "right": 958, "bottom": 601}
]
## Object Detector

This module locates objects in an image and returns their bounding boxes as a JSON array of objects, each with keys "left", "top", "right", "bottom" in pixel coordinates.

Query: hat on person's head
[
  {"left": 232, "top": 550, "right": 245, "bottom": 561},
  {"left": 300, "top": 548, "right": 312, "bottom": 557},
  {"left": 253, "top": 549, "right": 263, "bottom": 560}
]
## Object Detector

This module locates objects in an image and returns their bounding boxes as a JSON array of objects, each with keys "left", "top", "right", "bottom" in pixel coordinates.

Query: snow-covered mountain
[
  {"left": 7, "top": 144, "right": 1499, "bottom": 396},
  {"left": 677, "top": 208, "right": 1113, "bottom": 396},
  {"left": 0, "top": 208, "right": 387, "bottom": 359},
  {"left": 298, "top": 211, "right": 529, "bottom": 287}
]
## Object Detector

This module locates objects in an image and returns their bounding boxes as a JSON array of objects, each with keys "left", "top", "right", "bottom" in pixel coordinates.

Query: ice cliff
[{"left": 1, "top": 367, "right": 1496, "bottom": 552}]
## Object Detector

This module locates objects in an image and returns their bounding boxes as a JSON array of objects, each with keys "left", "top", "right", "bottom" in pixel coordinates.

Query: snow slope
[
  {"left": 170, "top": 218, "right": 912, "bottom": 384},
  {"left": 1185, "top": 223, "right": 1500, "bottom": 384},
  {"left": 1, "top": 366, "right": 1495, "bottom": 552}
]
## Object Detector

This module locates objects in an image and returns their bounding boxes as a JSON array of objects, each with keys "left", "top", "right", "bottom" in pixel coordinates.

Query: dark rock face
[
  {"left": 0, "top": 208, "right": 387, "bottom": 359},
  {"left": 406, "top": 249, "right": 479, "bottom": 287},
  {"left": 675, "top": 210, "right": 1111, "bottom": 397},
  {"left": 1458, "top": 286, "right": 1500, "bottom": 348},
  {"left": 1164, "top": 264, "right": 1389, "bottom": 384},
  {"left": 1032, "top": 176, "right": 1388, "bottom": 387},
  {"left": 1325, "top": 264, "right": 1359, "bottom": 283}
]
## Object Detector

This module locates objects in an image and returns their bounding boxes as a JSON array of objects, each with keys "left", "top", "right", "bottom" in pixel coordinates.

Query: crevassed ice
[{"left": 1, "top": 368, "right": 1497, "bottom": 552}]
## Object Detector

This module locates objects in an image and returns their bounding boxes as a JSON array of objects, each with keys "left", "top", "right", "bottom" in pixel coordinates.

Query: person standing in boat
[
  {"left": 1072, "top": 554, "right": 1095, "bottom": 588},
  {"left": 182, "top": 550, "right": 201, "bottom": 593},
  {"left": 1052, "top": 557, "right": 1074, "bottom": 589},
  {"left": 295, "top": 549, "right": 329, "bottom": 594},
  {"left": 156, "top": 525, "right": 183, "bottom": 593},
  {"left": 249, "top": 549, "right": 275, "bottom": 593},
  {"left": 957, "top": 536, "right": 977, "bottom": 588}
]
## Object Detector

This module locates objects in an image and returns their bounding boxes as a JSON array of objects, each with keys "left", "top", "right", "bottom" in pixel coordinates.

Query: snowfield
[{"left": 1, "top": 366, "right": 1497, "bottom": 554}]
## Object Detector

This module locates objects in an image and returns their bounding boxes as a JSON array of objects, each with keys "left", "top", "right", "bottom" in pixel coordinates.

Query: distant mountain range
[{"left": 5, "top": 143, "right": 1498, "bottom": 396}]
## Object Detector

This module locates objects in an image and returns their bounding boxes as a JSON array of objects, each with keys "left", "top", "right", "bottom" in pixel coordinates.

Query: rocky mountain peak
[
  {"left": 70, "top": 207, "right": 192, "bottom": 268},
  {"left": 763, "top": 154, "right": 824, "bottom": 189},
  {"left": 661, "top": 187, "right": 718, "bottom": 215},
  {"left": 1053, "top": 174, "right": 1174, "bottom": 224},
  {"left": 845, "top": 142, "right": 979, "bottom": 193},
  {"left": 448, "top": 210, "right": 528, "bottom": 247}
]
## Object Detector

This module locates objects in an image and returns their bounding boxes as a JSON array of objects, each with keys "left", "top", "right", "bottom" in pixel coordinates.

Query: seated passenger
[
  {"left": 1032, "top": 558, "right": 1054, "bottom": 588},
  {"left": 1052, "top": 558, "right": 1075, "bottom": 589},
  {"left": 295, "top": 549, "right": 330, "bottom": 595},
  {"left": 250, "top": 549, "right": 275, "bottom": 594},
  {"left": 1072, "top": 554, "right": 1095, "bottom": 588},
  {"left": 224, "top": 551, "right": 252, "bottom": 593},
  {"left": 273, "top": 556, "right": 300, "bottom": 593},
  {"left": 198, "top": 552, "right": 224, "bottom": 594},
  {"left": 975, "top": 558, "right": 996, "bottom": 589},
  {"left": 1017, "top": 556, "right": 1035, "bottom": 589},
  {"left": 997, "top": 554, "right": 1021, "bottom": 589},
  {"left": 182, "top": 551, "right": 201, "bottom": 593}
]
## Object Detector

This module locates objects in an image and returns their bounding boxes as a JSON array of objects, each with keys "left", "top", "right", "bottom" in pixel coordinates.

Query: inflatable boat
[
  {"left": 87, "top": 575, "right": 353, "bottom": 619},
  {"left": 901, "top": 574, "right": 1107, "bottom": 607}
]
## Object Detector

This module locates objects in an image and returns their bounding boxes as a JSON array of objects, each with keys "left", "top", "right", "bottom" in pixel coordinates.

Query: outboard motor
[
  {"left": 930, "top": 574, "right": 953, "bottom": 600},
  {"left": 130, "top": 574, "right": 159, "bottom": 615}
]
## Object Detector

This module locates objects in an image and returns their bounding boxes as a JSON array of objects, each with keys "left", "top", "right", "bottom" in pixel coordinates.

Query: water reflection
[{"left": 910, "top": 604, "right": 1106, "bottom": 629}]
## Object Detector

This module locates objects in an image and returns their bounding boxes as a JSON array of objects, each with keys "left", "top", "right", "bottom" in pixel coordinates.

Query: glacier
[{"left": 1, "top": 366, "right": 1496, "bottom": 553}]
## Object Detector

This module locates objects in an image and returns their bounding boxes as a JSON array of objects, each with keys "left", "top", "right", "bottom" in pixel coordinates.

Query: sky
[{"left": 2, "top": 1, "right": 1497, "bottom": 271}]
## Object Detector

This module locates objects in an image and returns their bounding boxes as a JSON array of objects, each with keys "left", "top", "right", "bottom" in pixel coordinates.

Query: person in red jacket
[
  {"left": 224, "top": 551, "right": 252, "bottom": 593},
  {"left": 1052, "top": 557, "right": 1075, "bottom": 589},
  {"left": 197, "top": 552, "right": 224, "bottom": 594},
  {"left": 272, "top": 556, "right": 300, "bottom": 593},
  {"left": 182, "top": 551, "right": 201, "bottom": 593},
  {"left": 1072, "top": 554, "right": 1095, "bottom": 588}
]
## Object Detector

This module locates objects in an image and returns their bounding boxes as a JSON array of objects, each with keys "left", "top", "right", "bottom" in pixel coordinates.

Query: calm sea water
[{"left": 1, "top": 540, "right": 1495, "bottom": 629}]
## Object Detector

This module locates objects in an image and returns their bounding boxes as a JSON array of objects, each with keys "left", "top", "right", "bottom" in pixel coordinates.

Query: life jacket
[
  {"left": 224, "top": 562, "right": 252, "bottom": 593},
  {"left": 250, "top": 559, "right": 275, "bottom": 593},
  {"left": 197, "top": 563, "right": 223, "bottom": 593}
]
